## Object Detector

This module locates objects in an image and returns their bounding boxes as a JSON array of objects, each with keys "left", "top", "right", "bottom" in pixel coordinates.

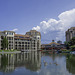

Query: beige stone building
[
  {"left": 26, "top": 30, "right": 41, "bottom": 50},
  {"left": 0, "top": 31, "right": 15, "bottom": 50},
  {"left": 0, "top": 30, "right": 41, "bottom": 51},
  {"left": 66, "top": 27, "right": 75, "bottom": 42}
]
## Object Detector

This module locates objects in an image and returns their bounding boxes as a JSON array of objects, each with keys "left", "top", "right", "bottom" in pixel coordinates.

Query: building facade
[
  {"left": 66, "top": 27, "right": 75, "bottom": 42},
  {"left": 0, "top": 30, "right": 41, "bottom": 51},
  {"left": 26, "top": 30, "right": 41, "bottom": 50},
  {"left": 41, "top": 40, "right": 65, "bottom": 50},
  {"left": 0, "top": 31, "right": 15, "bottom": 50}
]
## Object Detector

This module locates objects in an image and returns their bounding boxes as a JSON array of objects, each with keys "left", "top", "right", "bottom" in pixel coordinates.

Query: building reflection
[
  {"left": 0, "top": 51, "right": 41, "bottom": 72},
  {"left": 66, "top": 54, "right": 75, "bottom": 74}
]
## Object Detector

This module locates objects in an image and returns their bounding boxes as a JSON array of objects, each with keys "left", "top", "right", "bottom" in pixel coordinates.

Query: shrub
[{"left": 71, "top": 45, "right": 75, "bottom": 51}]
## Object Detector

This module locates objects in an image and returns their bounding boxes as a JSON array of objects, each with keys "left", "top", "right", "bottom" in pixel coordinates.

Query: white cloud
[
  {"left": 32, "top": 26, "right": 40, "bottom": 31},
  {"left": 32, "top": 8, "right": 75, "bottom": 43},
  {"left": 12, "top": 28, "right": 18, "bottom": 32}
]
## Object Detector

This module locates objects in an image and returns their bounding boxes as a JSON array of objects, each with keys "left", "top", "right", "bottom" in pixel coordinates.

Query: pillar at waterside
[{"left": 0, "top": 54, "right": 1, "bottom": 66}]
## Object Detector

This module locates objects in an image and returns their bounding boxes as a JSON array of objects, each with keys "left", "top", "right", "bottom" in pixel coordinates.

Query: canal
[{"left": 0, "top": 51, "right": 75, "bottom": 75}]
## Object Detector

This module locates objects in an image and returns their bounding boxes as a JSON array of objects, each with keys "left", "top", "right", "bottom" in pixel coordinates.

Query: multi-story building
[
  {"left": 0, "top": 30, "right": 41, "bottom": 51},
  {"left": 26, "top": 30, "right": 41, "bottom": 50},
  {"left": 14, "top": 34, "right": 32, "bottom": 50},
  {"left": 0, "top": 31, "right": 15, "bottom": 50},
  {"left": 66, "top": 27, "right": 75, "bottom": 42}
]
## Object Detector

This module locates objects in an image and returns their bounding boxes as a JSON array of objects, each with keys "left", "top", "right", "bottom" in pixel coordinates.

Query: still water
[{"left": 0, "top": 52, "right": 75, "bottom": 75}]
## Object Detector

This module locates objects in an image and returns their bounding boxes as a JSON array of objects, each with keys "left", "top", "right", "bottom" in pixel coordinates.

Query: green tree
[
  {"left": 71, "top": 45, "right": 75, "bottom": 51},
  {"left": 2, "top": 37, "right": 8, "bottom": 50},
  {"left": 1, "top": 54, "right": 8, "bottom": 72},
  {"left": 64, "top": 41, "right": 70, "bottom": 49},
  {"left": 66, "top": 54, "right": 75, "bottom": 74},
  {"left": 69, "top": 37, "right": 75, "bottom": 46}
]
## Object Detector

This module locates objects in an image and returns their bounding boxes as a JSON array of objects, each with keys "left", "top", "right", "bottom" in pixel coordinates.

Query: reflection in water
[
  {"left": 0, "top": 52, "right": 75, "bottom": 75},
  {"left": 66, "top": 54, "right": 75, "bottom": 74},
  {"left": 0, "top": 51, "right": 41, "bottom": 72},
  {"left": 0, "top": 55, "right": 8, "bottom": 72},
  {"left": 40, "top": 53, "right": 74, "bottom": 75}
]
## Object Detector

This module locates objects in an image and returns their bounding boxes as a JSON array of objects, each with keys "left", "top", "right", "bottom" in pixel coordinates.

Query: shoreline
[{"left": 0, "top": 51, "right": 21, "bottom": 54}]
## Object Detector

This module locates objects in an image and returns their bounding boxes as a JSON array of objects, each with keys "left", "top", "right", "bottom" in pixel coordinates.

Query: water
[{"left": 0, "top": 52, "right": 75, "bottom": 75}]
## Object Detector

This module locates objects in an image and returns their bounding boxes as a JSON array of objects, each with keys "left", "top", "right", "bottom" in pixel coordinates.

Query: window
[
  {"left": 25, "top": 45, "right": 27, "bottom": 47},
  {"left": 15, "top": 42, "right": 17, "bottom": 44},
  {"left": 7, "top": 32, "right": 8, "bottom": 35},
  {"left": 12, "top": 33, "right": 13, "bottom": 35},
  {"left": 34, "top": 45, "right": 35, "bottom": 47},
  {"left": 25, "top": 37, "right": 29, "bottom": 39},
  {"left": 15, "top": 36, "right": 18, "bottom": 38},
  {"left": 25, "top": 42, "right": 27, "bottom": 44},
  {"left": 29, "top": 32, "right": 31, "bottom": 35},
  {"left": 28, "top": 45, "right": 29, "bottom": 48},
  {"left": 9, "top": 41, "right": 11, "bottom": 43},
  {"left": 34, "top": 37, "right": 36, "bottom": 39},
  {"left": 74, "top": 32, "right": 75, "bottom": 35},
  {"left": 28, "top": 42, "right": 30, "bottom": 44},
  {"left": 22, "top": 42, "right": 24, "bottom": 44},
  {"left": 9, "top": 37, "right": 11, "bottom": 40},
  {"left": 19, "top": 36, "right": 24, "bottom": 38},
  {"left": 38, "top": 37, "right": 39, "bottom": 39},
  {"left": 52, "top": 44, "right": 55, "bottom": 47},
  {"left": 7, "top": 32, "right": 13, "bottom": 35},
  {"left": 22, "top": 45, "right": 24, "bottom": 47},
  {"left": 1, "top": 36, "right": 4, "bottom": 39},
  {"left": 19, "top": 42, "right": 21, "bottom": 44},
  {"left": 35, "top": 32, "right": 37, "bottom": 35},
  {"left": 57, "top": 45, "right": 59, "bottom": 46}
]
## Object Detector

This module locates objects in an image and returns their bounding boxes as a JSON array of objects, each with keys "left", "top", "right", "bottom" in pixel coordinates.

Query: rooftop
[
  {"left": 66, "top": 27, "right": 75, "bottom": 33},
  {"left": 3, "top": 30, "right": 15, "bottom": 33},
  {"left": 42, "top": 40, "right": 60, "bottom": 45},
  {"left": 14, "top": 34, "right": 30, "bottom": 37},
  {"left": 27, "top": 30, "right": 41, "bottom": 34}
]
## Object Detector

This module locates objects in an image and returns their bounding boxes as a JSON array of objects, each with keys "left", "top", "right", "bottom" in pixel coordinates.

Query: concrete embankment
[{"left": 0, "top": 51, "right": 21, "bottom": 54}]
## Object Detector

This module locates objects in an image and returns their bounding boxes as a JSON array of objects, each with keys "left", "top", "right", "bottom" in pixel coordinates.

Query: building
[
  {"left": 26, "top": 30, "right": 41, "bottom": 50},
  {"left": 14, "top": 34, "right": 32, "bottom": 50},
  {"left": 0, "top": 30, "right": 41, "bottom": 51},
  {"left": 57, "top": 40, "right": 62, "bottom": 44},
  {"left": 0, "top": 31, "right": 15, "bottom": 50},
  {"left": 41, "top": 40, "right": 65, "bottom": 50},
  {"left": 66, "top": 27, "right": 75, "bottom": 42}
]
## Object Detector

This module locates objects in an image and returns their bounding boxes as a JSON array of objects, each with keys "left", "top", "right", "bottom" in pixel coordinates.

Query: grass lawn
[{"left": 0, "top": 50, "right": 18, "bottom": 52}]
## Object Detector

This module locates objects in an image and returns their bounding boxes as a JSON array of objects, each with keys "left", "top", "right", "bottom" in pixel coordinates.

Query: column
[{"left": 0, "top": 54, "right": 1, "bottom": 67}]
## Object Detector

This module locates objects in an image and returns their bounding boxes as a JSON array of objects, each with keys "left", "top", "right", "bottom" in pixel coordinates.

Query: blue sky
[{"left": 0, "top": 0, "right": 75, "bottom": 43}]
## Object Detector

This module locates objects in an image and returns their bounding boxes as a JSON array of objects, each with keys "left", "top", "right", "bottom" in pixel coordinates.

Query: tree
[
  {"left": 64, "top": 41, "right": 70, "bottom": 49},
  {"left": 71, "top": 45, "right": 75, "bottom": 51},
  {"left": 2, "top": 37, "right": 8, "bottom": 50},
  {"left": 1, "top": 54, "right": 8, "bottom": 72},
  {"left": 69, "top": 37, "right": 75, "bottom": 46}
]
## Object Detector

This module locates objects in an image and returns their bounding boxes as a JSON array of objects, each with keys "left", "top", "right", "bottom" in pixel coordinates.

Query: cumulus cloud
[
  {"left": 32, "top": 9, "right": 75, "bottom": 43},
  {"left": 12, "top": 28, "right": 18, "bottom": 31}
]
